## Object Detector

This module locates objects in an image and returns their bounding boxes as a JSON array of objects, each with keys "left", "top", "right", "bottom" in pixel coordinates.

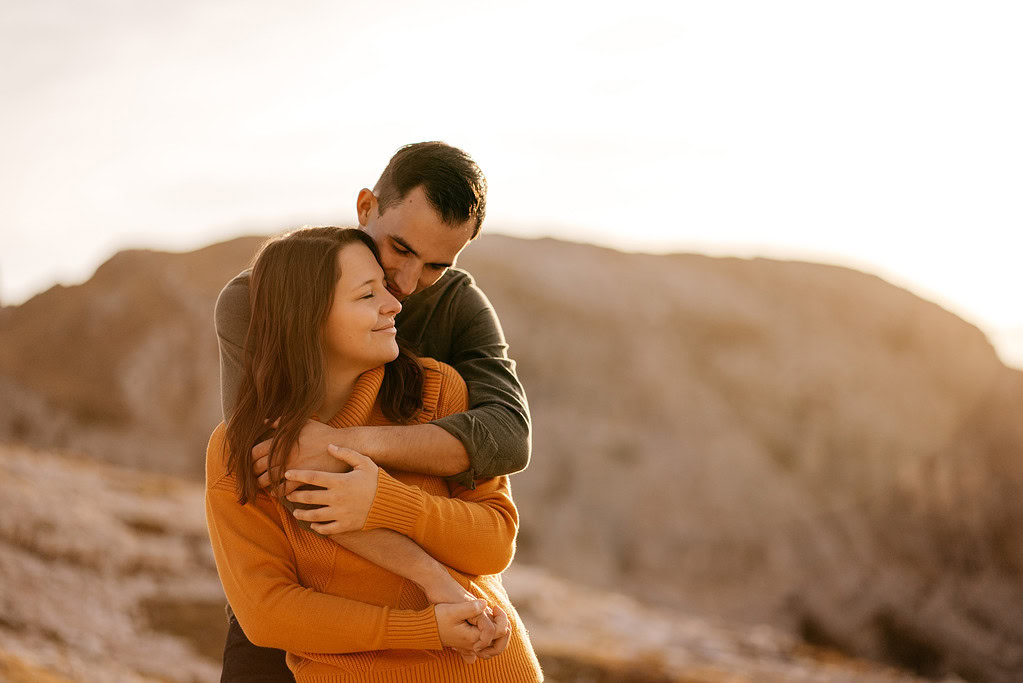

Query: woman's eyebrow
[{"left": 350, "top": 277, "right": 378, "bottom": 292}]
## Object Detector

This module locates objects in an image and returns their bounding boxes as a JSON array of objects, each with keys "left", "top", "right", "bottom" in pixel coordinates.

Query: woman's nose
[{"left": 381, "top": 289, "right": 402, "bottom": 316}]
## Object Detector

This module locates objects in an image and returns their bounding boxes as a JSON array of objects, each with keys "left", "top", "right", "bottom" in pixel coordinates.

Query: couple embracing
[{"left": 205, "top": 142, "right": 544, "bottom": 681}]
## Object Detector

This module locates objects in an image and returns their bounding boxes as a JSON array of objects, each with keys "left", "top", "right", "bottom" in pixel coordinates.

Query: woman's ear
[{"left": 356, "top": 189, "right": 377, "bottom": 227}]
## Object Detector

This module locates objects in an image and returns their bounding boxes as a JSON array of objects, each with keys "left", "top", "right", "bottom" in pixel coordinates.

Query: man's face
[{"left": 357, "top": 185, "right": 475, "bottom": 301}]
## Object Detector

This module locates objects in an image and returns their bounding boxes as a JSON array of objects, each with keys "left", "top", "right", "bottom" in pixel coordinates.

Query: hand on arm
[
  {"left": 274, "top": 446, "right": 506, "bottom": 659},
  {"left": 344, "top": 423, "right": 470, "bottom": 477},
  {"left": 252, "top": 419, "right": 469, "bottom": 493},
  {"left": 283, "top": 445, "right": 377, "bottom": 533},
  {"left": 282, "top": 442, "right": 518, "bottom": 576}
]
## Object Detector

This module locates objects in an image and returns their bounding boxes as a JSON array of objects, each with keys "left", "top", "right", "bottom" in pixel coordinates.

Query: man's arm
[
  {"left": 337, "top": 424, "right": 471, "bottom": 474},
  {"left": 228, "top": 270, "right": 531, "bottom": 483},
  {"left": 287, "top": 455, "right": 519, "bottom": 577},
  {"left": 218, "top": 271, "right": 469, "bottom": 475},
  {"left": 214, "top": 273, "right": 504, "bottom": 656},
  {"left": 249, "top": 277, "right": 530, "bottom": 484},
  {"left": 430, "top": 279, "right": 531, "bottom": 483},
  {"left": 357, "top": 278, "right": 532, "bottom": 484},
  {"left": 287, "top": 367, "right": 520, "bottom": 577},
  {"left": 214, "top": 270, "right": 251, "bottom": 422}
]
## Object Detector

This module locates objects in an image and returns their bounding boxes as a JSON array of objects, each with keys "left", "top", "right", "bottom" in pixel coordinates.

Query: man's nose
[{"left": 392, "top": 263, "right": 420, "bottom": 297}]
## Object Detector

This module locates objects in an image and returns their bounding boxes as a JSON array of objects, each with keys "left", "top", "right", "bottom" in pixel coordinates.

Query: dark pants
[{"left": 222, "top": 612, "right": 296, "bottom": 683}]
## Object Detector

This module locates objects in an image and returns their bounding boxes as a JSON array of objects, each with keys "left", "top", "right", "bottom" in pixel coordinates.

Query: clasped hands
[{"left": 251, "top": 419, "right": 510, "bottom": 661}]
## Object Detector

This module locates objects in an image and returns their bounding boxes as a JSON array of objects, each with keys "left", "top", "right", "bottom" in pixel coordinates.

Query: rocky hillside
[
  {"left": 0, "top": 443, "right": 927, "bottom": 682},
  {"left": 2, "top": 234, "right": 1021, "bottom": 681}
]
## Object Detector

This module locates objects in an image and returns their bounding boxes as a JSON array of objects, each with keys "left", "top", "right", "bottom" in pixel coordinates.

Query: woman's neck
[{"left": 317, "top": 361, "right": 363, "bottom": 422}]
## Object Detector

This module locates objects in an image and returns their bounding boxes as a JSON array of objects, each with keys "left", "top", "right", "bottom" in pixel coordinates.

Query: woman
[{"left": 205, "top": 227, "right": 543, "bottom": 682}]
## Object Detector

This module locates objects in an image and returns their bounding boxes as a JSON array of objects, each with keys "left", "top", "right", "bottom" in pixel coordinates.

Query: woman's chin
[{"left": 381, "top": 342, "right": 401, "bottom": 364}]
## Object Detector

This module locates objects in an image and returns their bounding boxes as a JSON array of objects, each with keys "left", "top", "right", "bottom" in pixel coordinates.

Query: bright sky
[{"left": 2, "top": 0, "right": 1021, "bottom": 367}]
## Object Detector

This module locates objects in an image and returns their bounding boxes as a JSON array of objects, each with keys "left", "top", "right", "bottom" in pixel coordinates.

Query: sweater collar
[{"left": 325, "top": 366, "right": 384, "bottom": 429}]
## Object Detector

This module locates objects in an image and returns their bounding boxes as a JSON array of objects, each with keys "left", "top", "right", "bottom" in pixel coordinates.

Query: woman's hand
[
  {"left": 418, "top": 573, "right": 499, "bottom": 663},
  {"left": 474, "top": 604, "right": 510, "bottom": 660},
  {"left": 284, "top": 445, "right": 378, "bottom": 534},
  {"left": 436, "top": 600, "right": 487, "bottom": 653}
]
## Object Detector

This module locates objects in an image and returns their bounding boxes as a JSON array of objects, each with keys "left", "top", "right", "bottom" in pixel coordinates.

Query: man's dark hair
[{"left": 373, "top": 141, "right": 487, "bottom": 239}]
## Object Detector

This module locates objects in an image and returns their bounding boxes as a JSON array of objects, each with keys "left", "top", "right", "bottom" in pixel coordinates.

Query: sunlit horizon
[{"left": 2, "top": 0, "right": 1021, "bottom": 368}]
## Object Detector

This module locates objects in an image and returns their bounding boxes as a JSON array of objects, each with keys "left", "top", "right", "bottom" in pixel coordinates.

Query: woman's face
[{"left": 322, "top": 242, "right": 402, "bottom": 371}]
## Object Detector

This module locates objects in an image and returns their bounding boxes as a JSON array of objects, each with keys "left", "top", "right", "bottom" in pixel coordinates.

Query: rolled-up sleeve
[{"left": 431, "top": 282, "right": 531, "bottom": 485}]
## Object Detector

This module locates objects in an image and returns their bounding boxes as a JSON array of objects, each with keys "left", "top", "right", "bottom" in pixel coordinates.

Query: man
[{"left": 214, "top": 142, "right": 531, "bottom": 681}]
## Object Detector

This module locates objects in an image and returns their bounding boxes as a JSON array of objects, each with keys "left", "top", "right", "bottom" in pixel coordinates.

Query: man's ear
[{"left": 356, "top": 189, "right": 377, "bottom": 227}]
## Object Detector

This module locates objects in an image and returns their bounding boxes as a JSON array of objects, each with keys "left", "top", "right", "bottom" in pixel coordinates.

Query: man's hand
[
  {"left": 284, "top": 446, "right": 378, "bottom": 534},
  {"left": 252, "top": 420, "right": 351, "bottom": 494},
  {"left": 474, "top": 604, "right": 510, "bottom": 660}
]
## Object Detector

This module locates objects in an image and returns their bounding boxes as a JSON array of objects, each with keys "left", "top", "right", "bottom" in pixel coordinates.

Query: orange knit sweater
[{"left": 205, "top": 358, "right": 543, "bottom": 682}]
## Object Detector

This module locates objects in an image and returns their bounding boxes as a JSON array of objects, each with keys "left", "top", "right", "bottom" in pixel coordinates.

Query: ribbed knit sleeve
[
  {"left": 364, "top": 468, "right": 427, "bottom": 535},
  {"left": 204, "top": 424, "right": 442, "bottom": 654},
  {"left": 362, "top": 364, "right": 520, "bottom": 576},
  {"left": 385, "top": 607, "right": 442, "bottom": 649}
]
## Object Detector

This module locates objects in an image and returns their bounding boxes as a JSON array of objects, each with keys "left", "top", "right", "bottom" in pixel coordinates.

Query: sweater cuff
[
  {"left": 363, "top": 469, "right": 425, "bottom": 535},
  {"left": 385, "top": 606, "right": 443, "bottom": 650}
]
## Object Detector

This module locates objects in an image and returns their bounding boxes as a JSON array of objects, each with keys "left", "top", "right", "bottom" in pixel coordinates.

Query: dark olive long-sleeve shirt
[{"left": 214, "top": 267, "right": 531, "bottom": 485}]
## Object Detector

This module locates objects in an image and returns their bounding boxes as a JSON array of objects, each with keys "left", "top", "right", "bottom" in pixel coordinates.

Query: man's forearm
[
  {"left": 329, "top": 529, "right": 471, "bottom": 603},
  {"left": 344, "top": 423, "right": 470, "bottom": 477}
]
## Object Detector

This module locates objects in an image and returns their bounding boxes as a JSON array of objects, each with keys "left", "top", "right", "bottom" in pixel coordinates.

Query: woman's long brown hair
[{"left": 225, "top": 227, "right": 424, "bottom": 504}]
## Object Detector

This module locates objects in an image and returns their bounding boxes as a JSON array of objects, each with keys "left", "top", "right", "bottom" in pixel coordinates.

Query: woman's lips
[{"left": 373, "top": 324, "right": 397, "bottom": 334}]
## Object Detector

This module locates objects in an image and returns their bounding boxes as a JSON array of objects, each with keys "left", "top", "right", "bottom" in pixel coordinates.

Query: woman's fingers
[
  {"left": 476, "top": 631, "right": 510, "bottom": 659},
  {"left": 476, "top": 605, "right": 510, "bottom": 659},
  {"left": 283, "top": 460, "right": 376, "bottom": 532},
  {"left": 284, "top": 469, "right": 332, "bottom": 486},
  {"left": 309, "top": 520, "right": 345, "bottom": 535},
  {"left": 286, "top": 488, "right": 329, "bottom": 505},
  {"left": 291, "top": 505, "right": 336, "bottom": 522},
  {"left": 469, "top": 608, "right": 497, "bottom": 651}
]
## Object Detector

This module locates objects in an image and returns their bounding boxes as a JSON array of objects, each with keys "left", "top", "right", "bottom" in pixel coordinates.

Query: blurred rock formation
[
  {"left": 1, "top": 234, "right": 1020, "bottom": 681},
  {"left": 0, "top": 443, "right": 930, "bottom": 682}
]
